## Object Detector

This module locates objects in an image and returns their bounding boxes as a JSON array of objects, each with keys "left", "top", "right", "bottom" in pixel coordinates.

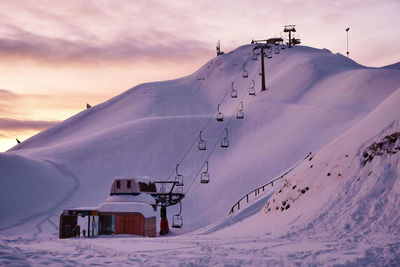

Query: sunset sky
[{"left": 1, "top": 0, "right": 399, "bottom": 152}]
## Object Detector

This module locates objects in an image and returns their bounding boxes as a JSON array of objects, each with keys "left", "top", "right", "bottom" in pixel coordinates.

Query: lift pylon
[{"left": 253, "top": 41, "right": 271, "bottom": 91}]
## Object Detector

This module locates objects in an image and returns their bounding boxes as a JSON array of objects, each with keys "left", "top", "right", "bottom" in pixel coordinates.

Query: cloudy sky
[{"left": 0, "top": 0, "right": 399, "bottom": 151}]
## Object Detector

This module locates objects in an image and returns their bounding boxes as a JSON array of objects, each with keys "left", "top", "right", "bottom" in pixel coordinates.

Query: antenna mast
[{"left": 346, "top": 27, "right": 350, "bottom": 58}]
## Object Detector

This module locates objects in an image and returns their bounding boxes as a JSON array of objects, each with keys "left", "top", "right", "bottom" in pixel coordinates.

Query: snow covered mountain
[{"left": 1, "top": 43, "right": 400, "bottom": 265}]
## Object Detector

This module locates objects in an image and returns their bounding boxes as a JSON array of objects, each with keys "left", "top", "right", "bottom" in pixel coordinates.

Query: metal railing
[{"left": 229, "top": 152, "right": 312, "bottom": 215}]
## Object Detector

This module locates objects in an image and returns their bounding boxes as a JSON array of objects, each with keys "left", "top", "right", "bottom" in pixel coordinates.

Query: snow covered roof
[
  {"left": 105, "top": 193, "right": 156, "bottom": 205},
  {"left": 96, "top": 202, "right": 156, "bottom": 218}
]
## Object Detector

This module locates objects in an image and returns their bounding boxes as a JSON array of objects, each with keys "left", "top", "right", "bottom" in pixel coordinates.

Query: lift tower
[
  {"left": 252, "top": 41, "right": 271, "bottom": 91},
  {"left": 284, "top": 25, "right": 296, "bottom": 48},
  {"left": 153, "top": 181, "right": 185, "bottom": 235}
]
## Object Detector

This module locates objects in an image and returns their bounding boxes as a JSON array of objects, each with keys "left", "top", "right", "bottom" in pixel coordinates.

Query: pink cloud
[{"left": 0, "top": 24, "right": 211, "bottom": 65}]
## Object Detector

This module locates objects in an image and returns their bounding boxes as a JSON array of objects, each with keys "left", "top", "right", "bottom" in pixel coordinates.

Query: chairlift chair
[
  {"left": 274, "top": 45, "right": 280, "bottom": 54},
  {"left": 242, "top": 63, "right": 248, "bottom": 78},
  {"left": 252, "top": 51, "right": 257, "bottom": 60},
  {"left": 200, "top": 161, "right": 210, "bottom": 184},
  {"left": 175, "top": 185, "right": 183, "bottom": 193},
  {"left": 236, "top": 101, "right": 244, "bottom": 119},
  {"left": 267, "top": 49, "right": 273, "bottom": 59},
  {"left": 198, "top": 130, "right": 206, "bottom": 150},
  {"left": 231, "top": 82, "right": 237, "bottom": 98},
  {"left": 216, "top": 104, "right": 224, "bottom": 122},
  {"left": 172, "top": 202, "right": 183, "bottom": 228},
  {"left": 249, "top": 80, "right": 256, "bottom": 96},
  {"left": 175, "top": 163, "right": 184, "bottom": 186},
  {"left": 221, "top": 128, "right": 229, "bottom": 148}
]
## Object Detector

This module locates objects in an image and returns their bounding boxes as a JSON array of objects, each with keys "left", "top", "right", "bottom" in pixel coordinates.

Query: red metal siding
[{"left": 115, "top": 213, "right": 144, "bottom": 235}]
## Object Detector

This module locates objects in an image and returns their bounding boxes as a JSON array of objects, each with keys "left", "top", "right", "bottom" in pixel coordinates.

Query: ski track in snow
[
  {"left": 0, "top": 159, "right": 80, "bottom": 239},
  {"left": 1, "top": 234, "right": 400, "bottom": 266}
]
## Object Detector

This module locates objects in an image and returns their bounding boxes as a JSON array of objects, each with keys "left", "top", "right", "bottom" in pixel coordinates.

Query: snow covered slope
[
  {"left": 1, "top": 44, "right": 400, "bottom": 238},
  {"left": 210, "top": 87, "right": 400, "bottom": 239}
]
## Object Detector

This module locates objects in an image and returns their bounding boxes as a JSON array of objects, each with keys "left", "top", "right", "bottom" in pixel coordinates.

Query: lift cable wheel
[{"left": 153, "top": 181, "right": 185, "bottom": 207}]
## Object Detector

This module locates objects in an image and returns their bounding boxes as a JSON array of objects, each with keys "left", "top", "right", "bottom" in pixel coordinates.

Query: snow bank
[{"left": 214, "top": 88, "right": 400, "bottom": 241}]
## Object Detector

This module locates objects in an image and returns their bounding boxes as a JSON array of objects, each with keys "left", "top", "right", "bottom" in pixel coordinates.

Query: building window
[
  {"left": 116, "top": 180, "right": 121, "bottom": 189},
  {"left": 127, "top": 180, "right": 131, "bottom": 188}
]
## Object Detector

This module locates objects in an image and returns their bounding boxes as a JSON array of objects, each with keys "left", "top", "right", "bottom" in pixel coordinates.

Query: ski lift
[
  {"left": 267, "top": 48, "right": 272, "bottom": 59},
  {"left": 216, "top": 104, "right": 224, "bottom": 122},
  {"left": 237, "top": 101, "right": 244, "bottom": 119},
  {"left": 249, "top": 80, "right": 255, "bottom": 96},
  {"left": 200, "top": 161, "right": 210, "bottom": 184},
  {"left": 159, "top": 183, "right": 166, "bottom": 193},
  {"left": 175, "top": 163, "right": 183, "bottom": 187},
  {"left": 274, "top": 45, "right": 280, "bottom": 54},
  {"left": 198, "top": 130, "right": 206, "bottom": 150},
  {"left": 231, "top": 82, "right": 237, "bottom": 98},
  {"left": 279, "top": 33, "right": 286, "bottom": 50},
  {"left": 221, "top": 128, "right": 229, "bottom": 148},
  {"left": 252, "top": 51, "right": 257, "bottom": 60},
  {"left": 242, "top": 63, "right": 248, "bottom": 78},
  {"left": 172, "top": 202, "right": 183, "bottom": 228},
  {"left": 175, "top": 185, "right": 183, "bottom": 193},
  {"left": 258, "top": 68, "right": 262, "bottom": 75}
]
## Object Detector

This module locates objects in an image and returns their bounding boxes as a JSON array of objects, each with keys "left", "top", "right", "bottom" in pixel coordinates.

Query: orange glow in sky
[{"left": 1, "top": 0, "right": 399, "bottom": 151}]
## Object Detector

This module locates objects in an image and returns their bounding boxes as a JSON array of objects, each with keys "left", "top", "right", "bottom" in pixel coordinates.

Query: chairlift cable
[
  {"left": 165, "top": 54, "right": 254, "bottom": 182},
  {"left": 185, "top": 70, "right": 258, "bottom": 194}
]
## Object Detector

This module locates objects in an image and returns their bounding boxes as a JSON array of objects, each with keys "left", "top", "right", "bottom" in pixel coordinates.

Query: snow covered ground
[{"left": 1, "top": 43, "right": 400, "bottom": 265}]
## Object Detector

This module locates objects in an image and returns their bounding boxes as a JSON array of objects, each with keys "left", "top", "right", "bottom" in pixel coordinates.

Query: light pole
[{"left": 346, "top": 27, "right": 350, "bottom": 58}]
